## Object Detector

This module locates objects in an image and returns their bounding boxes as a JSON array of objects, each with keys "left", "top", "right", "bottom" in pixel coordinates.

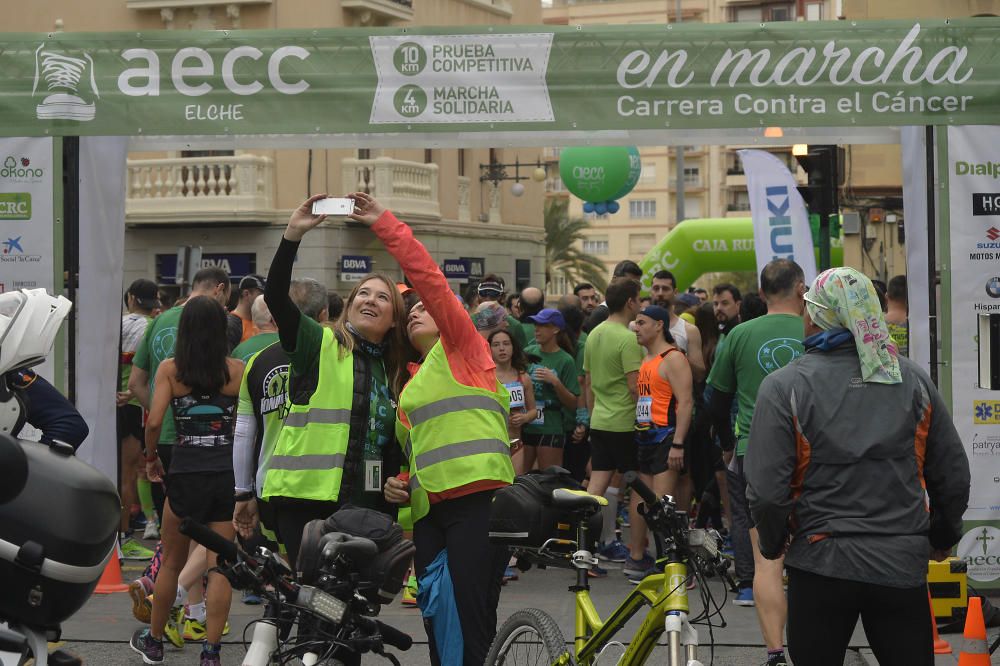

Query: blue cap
[
  {"left": 638, "top": 305, "right": 671, "bottom": 324},
  {"left": 528, "top": 308, "right": 566, "bottom": 330}
]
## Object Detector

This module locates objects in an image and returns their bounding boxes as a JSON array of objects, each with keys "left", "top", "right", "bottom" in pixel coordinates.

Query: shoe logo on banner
[{"left": 32, "top": 44, "right": 100, "bottom": 122}]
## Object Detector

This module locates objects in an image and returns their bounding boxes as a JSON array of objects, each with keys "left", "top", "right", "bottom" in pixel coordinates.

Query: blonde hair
[{"left": 331, "top": 274, "right": 409, "bottom": 396}]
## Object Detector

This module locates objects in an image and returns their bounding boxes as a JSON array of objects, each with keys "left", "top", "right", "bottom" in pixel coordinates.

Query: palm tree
[{"left": 544, "top": 198, "right": 608, "bottom": 294}]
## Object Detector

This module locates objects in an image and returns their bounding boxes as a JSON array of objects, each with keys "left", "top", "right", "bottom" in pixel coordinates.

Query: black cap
[
  {"left": 127, "top": 279, "right": 159, "bottom": 310},
  {"left": 239, "top": 274, "right": 266, "bottom": 292}
]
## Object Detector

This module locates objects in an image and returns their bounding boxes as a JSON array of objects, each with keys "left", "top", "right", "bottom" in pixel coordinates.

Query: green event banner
[{"left": 1, "top": 19, "right": 999, "bottom": 137}]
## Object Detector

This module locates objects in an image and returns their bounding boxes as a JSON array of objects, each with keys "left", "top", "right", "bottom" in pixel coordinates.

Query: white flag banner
[{"left": 739, "top": 149, "right": 817, "bottom": 284}]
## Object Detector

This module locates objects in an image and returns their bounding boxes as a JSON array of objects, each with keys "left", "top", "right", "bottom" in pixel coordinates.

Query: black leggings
[
  {"left": 414, "top": 490, "right": 508, "bottom": 666},
  {"left": 787, "top": 566, "right": 933, "bottom": 666}
]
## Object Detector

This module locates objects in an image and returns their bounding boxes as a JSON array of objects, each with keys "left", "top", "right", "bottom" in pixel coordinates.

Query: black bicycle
[{"left": 180, "top": 518, "right": 412, "bottom": 666}]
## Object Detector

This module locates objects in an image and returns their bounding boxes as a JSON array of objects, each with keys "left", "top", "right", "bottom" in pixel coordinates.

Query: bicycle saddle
[
  {"left": 551, "top": 488, "right": 608, "bottom": 512},
  {"left": 319, "top": 532, "right": 379, "bottom": 566}
]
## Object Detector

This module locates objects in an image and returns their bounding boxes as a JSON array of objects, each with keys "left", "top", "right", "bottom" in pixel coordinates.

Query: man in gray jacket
[{"left": 746, "top": 267, "right": 969, "bottom": 666}]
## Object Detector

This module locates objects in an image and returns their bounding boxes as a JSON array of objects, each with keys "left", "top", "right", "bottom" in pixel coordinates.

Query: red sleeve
[{"left": 371, "top": 211, "right": 495, "bottom": 390}]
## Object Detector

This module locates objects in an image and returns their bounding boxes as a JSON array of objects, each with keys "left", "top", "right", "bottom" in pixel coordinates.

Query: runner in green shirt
[
  {"left": 583, "top": 278, "right": 645, "bottom": 561},
  {"left": 521, "top": 309, "right": 580, "bottom": 472},
  {"left": 705, "top": 259, "right": 806, "bottom": 665}
]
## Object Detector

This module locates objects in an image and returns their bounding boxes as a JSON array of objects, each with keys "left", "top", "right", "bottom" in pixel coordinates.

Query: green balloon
[
  {"left": 609, "top": 147, "right": 642, "bottom": 201},
  {"left": 559, "top": 146, "right": 640, "bottom": 203},
  {"left": 638, "top": 217, "right": 844, "bottom": 292}
]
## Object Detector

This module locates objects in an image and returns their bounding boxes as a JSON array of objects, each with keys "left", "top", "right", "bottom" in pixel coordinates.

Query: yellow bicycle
[{"left": 487, "top": 472, "right": 737, "bottom": 666}]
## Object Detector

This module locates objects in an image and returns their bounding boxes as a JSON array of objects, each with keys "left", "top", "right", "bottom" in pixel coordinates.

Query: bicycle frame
[{"left": 565, "top": 518, "right": 701, "bottom": 666}]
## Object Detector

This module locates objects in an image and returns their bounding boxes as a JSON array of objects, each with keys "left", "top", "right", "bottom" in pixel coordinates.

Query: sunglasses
[
  {"left": 803, "top": 290, "right": 832, "bottom": 311},
  {"left": 478, "top": 288, "right": 503, "bottom": 298}
]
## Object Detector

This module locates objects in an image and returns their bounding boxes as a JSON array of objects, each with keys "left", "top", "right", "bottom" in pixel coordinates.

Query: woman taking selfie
[
  {"left": 342, "top": 191, "right": 513, "bottom": 666},
  {"left": 259, "top": 195, "right": 408, "bottom": 566}
]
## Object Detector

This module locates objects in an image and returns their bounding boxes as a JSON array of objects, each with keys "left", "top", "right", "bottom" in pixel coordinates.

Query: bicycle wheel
[{"left": 486, "top": 608, "right": 575, "bottom": 666}]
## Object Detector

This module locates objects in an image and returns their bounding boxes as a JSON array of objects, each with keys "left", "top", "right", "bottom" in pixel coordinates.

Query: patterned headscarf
[{"left": 804, "top": 267, "right": 901, "bottom": 384}]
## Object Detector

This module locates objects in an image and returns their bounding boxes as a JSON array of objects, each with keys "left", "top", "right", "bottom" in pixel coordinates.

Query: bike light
[{"left": 298, "top": 586, "right": 347, "bottom": 624}]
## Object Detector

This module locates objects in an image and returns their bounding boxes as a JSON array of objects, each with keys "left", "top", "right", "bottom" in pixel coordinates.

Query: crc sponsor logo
[
  {"left": 973, "top": 194, "right": 1000, "bottom": 216},
  {"left": 971, "top": 433, "right": 1000, "bottom": 456},
  {"left": 1, "top": 156, "right": 44, "bottom": 182},
  {"left": 12, "top": 281, "right": 36, "bottom": 289},
  {"left": 0, "top": 193, "right": 31, "bottom": 220},
  {"left": 974, "top": 400, "right": 1000, "bottom": 424},
  {"left": 958, "top": 526, "right": 1000, "bottom": 583}
]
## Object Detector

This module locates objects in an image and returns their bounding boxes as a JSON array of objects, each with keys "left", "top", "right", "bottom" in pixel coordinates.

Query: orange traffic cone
[
  {"left": 957, "top": 596, "right": 990, "bottom": 666},
  {"left": 93, "top": 548, "right": 128, "bottom": 594},
  {"left": 929, "top": 590, "right": 952, "bottom": 654}
]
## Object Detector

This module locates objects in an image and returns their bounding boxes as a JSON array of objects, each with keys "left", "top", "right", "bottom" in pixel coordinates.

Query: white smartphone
[{"left": 311, "top": 197, "right": 355, "bottom": 216}]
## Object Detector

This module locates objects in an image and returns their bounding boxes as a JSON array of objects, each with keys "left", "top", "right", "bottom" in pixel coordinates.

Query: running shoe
[
  {"left": 200, "top": 645, "right": 222, "bottom": 666},
  {"left": 587, "top": 564, "right": 608, "bottom": 578},
  {"left": 617, "top": 504, "right": 630, "bottom": 528},
  {"left": 163, "top": 605, "right": 185, "bottom": 647},
  {"left": 733, "top": 587, "right": 755, "bottom": 606},
  {"left": 401, "top": 574, "right": 418, "bottom": 607},
  {"left": 143, "top": 520, "right": 160, "bottom": 541},
  {"left": 626, "top": 567, "right": 656, "bottom": 585},
  {"left": 596, "top": 540, "right": 629, "bottom": 563},
  {"left": 128, "top": 578, "right": 153, "bottom": 624},
  {"left": 183, "top": 617, "right": 230, "bottom": 640},
  {"left": 503, "top": 566, "right": 519, "bottom": 582},
  {"left": 121, "top": 537, "right": 155, "bottom": 561},
  {"left": 622, "top": 554, "right": 655, "bottom": 577},
  {"left": 183, "top": 617, "right": 206, "bottom": 642},
  {"left": 129, "top": 628, "right": 164, "bottom": 664},
  {"left": 242, "top": 589, "right": 263, "bottom": 605}
]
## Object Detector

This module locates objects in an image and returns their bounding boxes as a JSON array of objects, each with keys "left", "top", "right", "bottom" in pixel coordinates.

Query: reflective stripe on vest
[
  {"left": 415, "top": 438, "right": 510, "bottom": 469},
  {"left": 261, "top": 327, "right": 354, "bottom": 502},
  {"left": 268, "top": 452, "right": 347, "bottom": 471},
  {"left": 408, "top": 395, "right": 507, "bottom": 428},
  {"left": 283, "top": 408, "right": 352, "bottom": 427},
  {"left": 397, "top": 339, "right": 513, "bottom": 523}
]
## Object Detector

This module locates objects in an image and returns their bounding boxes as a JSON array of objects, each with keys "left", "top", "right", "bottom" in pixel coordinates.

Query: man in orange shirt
[{"left": 227, "top": 274, "right": 266, "bottom": 348}]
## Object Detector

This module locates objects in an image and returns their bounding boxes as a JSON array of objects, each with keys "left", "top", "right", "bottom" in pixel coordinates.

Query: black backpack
[
  {"left": 297, "top": 505, "right": 415, "bottom": 605},
  {"left": 489, "top": 466, "right": 602, "bottom": 550}
]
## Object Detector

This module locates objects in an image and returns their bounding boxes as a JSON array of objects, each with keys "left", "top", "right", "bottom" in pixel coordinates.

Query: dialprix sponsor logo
[{"left": 0, "top": 193, "right": 31, "bottom": 220}]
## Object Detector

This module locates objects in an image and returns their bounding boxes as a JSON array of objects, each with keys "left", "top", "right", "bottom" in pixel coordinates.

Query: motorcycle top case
[
  {"left": 0, "top": 439, "right": 119, "bottom": 628},
  {"left": 489, "top": 466, "right": 602, "bottom": 549}
]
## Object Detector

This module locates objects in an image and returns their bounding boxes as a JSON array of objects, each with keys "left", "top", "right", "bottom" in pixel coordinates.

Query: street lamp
[{"left": 479, "top": 157, "right": 548, "bottom": 197}]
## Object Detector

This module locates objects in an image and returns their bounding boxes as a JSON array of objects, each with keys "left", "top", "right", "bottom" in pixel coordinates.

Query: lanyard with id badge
[{"left": 363, "top": 391, "right": 395, "bottom": 494}]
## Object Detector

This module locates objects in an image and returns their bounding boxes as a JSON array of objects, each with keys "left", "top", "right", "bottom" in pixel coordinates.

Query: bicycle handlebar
[
  {"left": 179, "top": 517, "right": 240, "bottom": 564},
  {"left": 355, "top": 615, "right": 413, "bottom": 652},
  {"left": 623, "top": 471, "right": 657, "bottom": 506}
]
